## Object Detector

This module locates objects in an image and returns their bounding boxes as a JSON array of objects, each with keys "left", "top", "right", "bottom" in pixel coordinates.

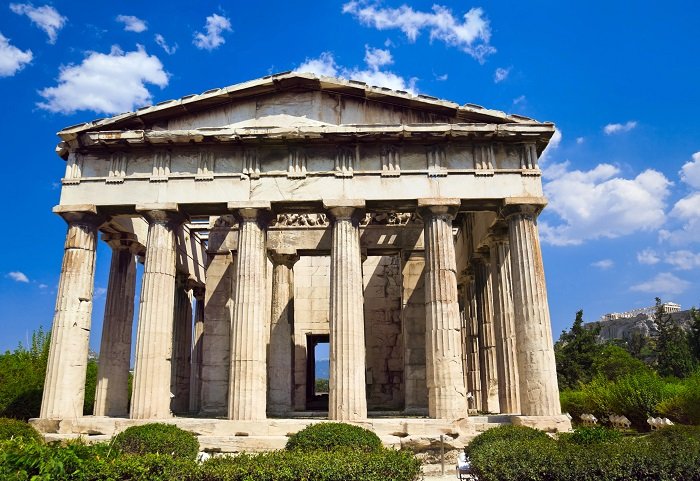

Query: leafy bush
[
  {"left": 656, "top": 370, "right": 700, "bottom": 424},
  {"left": 560, "top": 426, "right": 621, "bottom": 445},
  {"left": 465, "top": 425, "right": 551, "bottom": 457},
  {"left": 0, "top": 418, "right": 41, "bottom": 442},
  {"left": 286, "top": 422, "right": 382, "bottom": 452},
  {"left": 468, "top": 423, "right": 700, "bottom": 481},
  {"left": 195, "top": 448, "right": 421, "bottom": 481},
  {"left": 560, "top": 389, "right": 587, "bottom": 420},
  {"left": 113, "top": 423, "right": 199, "bottom": 460}
]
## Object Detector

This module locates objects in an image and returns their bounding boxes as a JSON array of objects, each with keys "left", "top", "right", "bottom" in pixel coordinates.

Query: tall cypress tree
[
  {"left": 654, "top": 297, "right": 695, "bottom": 378},
  {"left": 555, "top": 310, "right": 603, "bottom": 389}
]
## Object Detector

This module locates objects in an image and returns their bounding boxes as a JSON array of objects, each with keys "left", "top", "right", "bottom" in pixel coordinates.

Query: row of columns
[{"left": 41, "top": 200, "right": 560, "bottom": 422}]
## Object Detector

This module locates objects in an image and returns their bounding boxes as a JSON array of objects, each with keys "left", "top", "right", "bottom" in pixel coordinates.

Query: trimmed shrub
[
  {"left": 113, "top": 423, "right": 199, "bottom": 460},
  {"left": 196, "top": 448, "right": 421, "bottom": 481},
  {"left": 560, "top": 389, "right": 587, "bottom": 421},
  {"left": 465, "top": 425, "right": 551, "bottom": 456},
  {"left": 286, "top": 422, "right": 382, "bottom": 452},
  {"left": 560, "top": 426, "right": 621, "bottom": 445},
  {"left": 0, "top": 417, "right": 41, "bottom": 442}
]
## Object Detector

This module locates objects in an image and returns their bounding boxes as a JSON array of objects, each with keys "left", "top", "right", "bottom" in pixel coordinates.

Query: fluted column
[
  {"left": 504, "top": 203, "right": 561, "bottom": 416},
  {"left": 267, "top": 249, "right": 299, "bottom": 416},
  {"left": 474, "top": 254, "right": 500, "bottom": 413},
  {"left": 93, "top": 234, "right": 138, "bottom": 417},
  {"left": 489, "top": 231, "right": 521, "bottom": 414},
  {"left": 189, "top": 286, "right": 205, "bottom": 413},
  {"left": 228, "top": 203, "right": 270, "bottom": 420},
  {"left": 41, "top": 206, "right": 103, "bottom": 420},
  {"left": 464, "top": 272, "right": 481, "bottom": 411},
  {"left": 171, "top": 275, "right": 193, "bottom": 414},
  {"left": 325, "top": 200, "right": 367, "bottom": 421},
  {"left": 419, "top": 199, "right": 467, "bottom": 420},
  {"left": 131, "top": 205, "right": 182, "bottom": 419}
]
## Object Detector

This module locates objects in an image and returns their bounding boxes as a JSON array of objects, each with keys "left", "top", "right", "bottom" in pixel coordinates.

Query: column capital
[
  {"left": 136, "top": 203, "right": 185, "bottom": 227},
  {"left": 323, "top": 199, "right": 366, "bottom": 222},
  {"left": 268, "top": 248, "right": 299, "bottom": 268},
  {"left": 53, "top": 204, "right": 105, "bottom": 227},
  {"left": 500, "top": 197, "right": 547, "bottom": 219},
  {"left": 417, "top": 198, "right": 460, "bottom": 219},
  {"left": 487, "top": 224, "right": 510, "bottom": 245},
  {"left": 191, "top": 285, "right": 205, "bottom": 301},
  {"left": 228, "top": 201, "right": 272, "bottom": 225}
]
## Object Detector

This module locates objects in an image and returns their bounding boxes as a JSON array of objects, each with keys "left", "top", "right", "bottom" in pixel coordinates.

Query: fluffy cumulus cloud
[
  {"left": 296, "top": 46, "right": 417, "bottom": 93},
  {"left": 637, "top": 248, "right": 660, "bottom": 265},
  {"left": 155, "top": 34, "right": 177, "bottom": 55},
  {"left": 540, "top": 163, "right": 671, "bottom": 245},
  {"left": 603, "top": 120, "right": 637, "bottom": 135},
  {"left": 493, "top": 66, "right": 510, "bottom": 83},
  {"left": 116, "top": 15, "right": 147, "bottom": 33},
  {"left": 6, "top": 271, "right": 29, "bottom": 283},
  {"left": 630, "top": 272, "right": 691, "bottom": 296},
  {"left": 38, "top": 45, "right": 168, "bottom": 114},
  {"left": 193, "top": 14, "right": 232, "bottom": 50},
  {"left": 342, "top": 2, "right": 495, "bottom": 63},
  {"left": 680, "top": 152, "right": 700, "bottom": 190},
  {"left": 9, "top": 3, "right": 66, "bottom": 44},
  {"left": 538, "top": 127, "right": 562, "bottom": 168},
  {"left": 665, "top": 250, "right": 700, "bottom": 270},
  {"left": 592, "top": 259, "right": 614, "bottom": 270},
  {"left": 0, "top": 33, "right": 32, "bottom": 77}
]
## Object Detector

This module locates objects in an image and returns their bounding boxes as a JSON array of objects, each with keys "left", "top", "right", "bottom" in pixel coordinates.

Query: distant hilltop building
[{"left": 585, "top": 302, "right": 690, "bottom": 342}]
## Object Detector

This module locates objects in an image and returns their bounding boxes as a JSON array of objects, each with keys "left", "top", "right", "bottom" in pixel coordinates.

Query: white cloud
[
  {"left": 0, "top": 33, "right": 32, "bottom": 77},
  {"left": 38, "top": 45, "right": 168, "bottom": 114},
  {"left": 494, "top": 67, "right": 510, "bottom": 83},
  {"left": 7, "top": 271, "right": 29, "bottom": 283},
  {"left": 296, "top": 47, "right": 417, "bottom": 93},
  {"left": 576, "top": 137, "right": 585, "bottom": 144},
  {"left": 155, "top": 34, "right": 177, "bottom": 55},
  {"left": 435, "top": 73, "right": 448, "bottom": 81},
  {"left": 38, "top": 283, "right": 48, "bottom": 289},
  {"left": 540, "top": 164, "right": 671, "bottom": 245},
  {"left": 630, "top": 272, "right": 690, "bottom": 296},
  {"left": 592, "top": 259, "right": 614, "bottom": 270},
  {"left": 193, "top": 14, "right": 232, "bottom": 51},
  {"left": 680, "top": 152, "right": 700, "bottom": 189},
  {"left": 364, "top": 45, "right": 393, "bottom": 70},
  {"left": 342, "top": 2, "right": 495, "bottom": 63},
  {"left": 603, "top": 120, "right": 637, "bottom": 135},
  {"left": 297, "top": 52, "right": 339, "bottom": 78},
  {"left": 665, "top": 250, "right": 700, "bottom": 270},
  {"left": 94, "top": 287, "right": 107, "bottom": 298},
  {"left": 512, "top": 94, "right": 526, "bottom": 105},
  {"left": 9, "top": 3, "right": 66, "bottom": 44},
  {"left": 116, "top": 15, "right": 147, "bottom": 33},
  {"left": 637, "top": 248, "right": 660, "bottom": 265},
  {"left": 659, "top": 192, "right": 700, "bottom": 245}
]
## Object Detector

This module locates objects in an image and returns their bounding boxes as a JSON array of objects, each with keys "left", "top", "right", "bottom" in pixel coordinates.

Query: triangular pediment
[{"left": 58, "top": 72, "right": 547, "bottom": 140}]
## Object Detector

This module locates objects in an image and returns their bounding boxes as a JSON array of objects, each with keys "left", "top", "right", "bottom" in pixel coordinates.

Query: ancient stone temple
[{"left": 33, "top": 73, "right": 571, "bottom": 447}]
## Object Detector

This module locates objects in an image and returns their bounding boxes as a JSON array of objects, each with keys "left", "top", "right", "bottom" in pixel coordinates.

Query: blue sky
[{"left": 0, "top": 1, "right": 698, "bottom": 353}]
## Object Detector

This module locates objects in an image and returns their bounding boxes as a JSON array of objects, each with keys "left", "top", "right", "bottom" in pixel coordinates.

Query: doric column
[
  {"left": 130, "top": 205, "right": 182, "bottom": 419},
  {"left": 489, "top": 230, "right": 521, "bottom": 414},
  {"left": 464, "top": 271, "right": 482, "bottom": 411},
  {"left": 41, "top": 206, "right": 103, "bottom": 420},
  {"left": 418, "top": 199, "right": 467, "bottom": 420},
  {"left": 324, "top": 200, "right": 367, "bottom": 421},
  {"left": 504, "top": 202, "right": 561, "bottom": 416},
  {"left": 93, "top": 234, "right": 138, "bottom": 417},
  {"left": 473, "top": 254, "right": 500, "bottom": 413},
  {"left": 200, "top": 250, "right": 234, "bottom": 416},
  {"left": 189, "top": 286, "right": 205, "bottom": 413},
  {"left": 228, "top": 202, "right": 271, "bottom": 420},
  {"left": 171, "top": 275, "right": 193, "bottom": 414},
  {"left": 267, "top": 249, "right": 299, "bottom": 416}
]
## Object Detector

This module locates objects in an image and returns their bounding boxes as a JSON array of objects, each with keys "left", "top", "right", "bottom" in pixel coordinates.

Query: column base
[{"left": 510, "top": 414, "right": 572, "bottom": 432}]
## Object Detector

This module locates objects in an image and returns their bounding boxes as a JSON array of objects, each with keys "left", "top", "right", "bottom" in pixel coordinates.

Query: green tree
[
  {"left": 688, "top": 307, "right": 700, "bottom": 364},
  {"left": 555, "top": 310, "right": 603, "bottom": 389},
  {"left": 592, "top": 343, "right": 649, "bottom": 381},
  {"left": 654, "top": 297, "right": 695, "bottom": 378}
]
